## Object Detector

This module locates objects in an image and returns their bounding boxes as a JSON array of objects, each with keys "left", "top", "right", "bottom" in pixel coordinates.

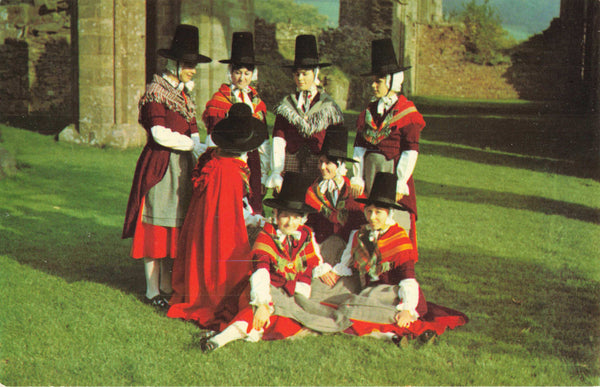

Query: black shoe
[
  {"left": 419, "top": 330, "right": 438, "bottom": 345},
  {"left": 145, "top": 295, "right": 169, "bottom": 309},
  {"left": 200, "top": 337, "right": 219, "bottom": 353},
  {"left": 198, "top": 330, "right": 218, "bottom": 339},
  {"left": 392, "top": 335, "right": 410, "bottom": 348}
]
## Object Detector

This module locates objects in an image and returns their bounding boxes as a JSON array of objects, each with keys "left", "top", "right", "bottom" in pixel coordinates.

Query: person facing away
[
  {"left": 350, "top": 38, "right": 425, "bottom": 251},
  {"left": 168, "top": 103, "right": 268, "bottom": 331},
  {"left": 265, "top": 34, "right": 345, "bottom": 193},
  {"left": 202, "top": 31, "right": 270, "bottom": 215},
  {"left": 121, "top": 24, "right": 211, "bottom": 308},
  {"left": 200, "top": 172, "right": 351, "bottom": 353}
]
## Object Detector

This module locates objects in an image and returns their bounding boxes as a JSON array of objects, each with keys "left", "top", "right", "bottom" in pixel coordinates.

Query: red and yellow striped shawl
[
  {"left": 252, "top": 223, "right": 320, "bottom": 281},
  {"left": 360, "top": 97, "right": 420, "bottom": 145},
  {"left": 202, "top": 83, "right": 266, "bottom": 132},
  {"left": 351, "top": 223, "right": 416, "bottom": 278},
  {"left": 305, "top": 176, "right": 352, "bottom": 226}
]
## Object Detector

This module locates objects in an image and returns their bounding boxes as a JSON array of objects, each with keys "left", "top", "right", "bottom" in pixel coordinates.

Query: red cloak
[{"left": 168, "top": 149, "right": 252, "bottom": 330}]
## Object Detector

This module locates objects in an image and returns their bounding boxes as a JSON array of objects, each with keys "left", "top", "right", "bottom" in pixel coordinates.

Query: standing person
[
  {"left": 202, "top": 32, "right": 270, "bottom": 214},
  {"left": 350, "top": 38, "right": 425, "bottom": 248},
  {"left": 199, "top": 172, "right": 351, "bottom": 353},
  {"left": 331, "top": 173, "right": 468, "bottom": 345},
  {"left": 266, "top": 34, "right": 345, "bottom": 192},
  {"left": 122, "top": 24, "right": 211, "bottom": 308},
  {"left": 168, "top": 103, "right": 268, "bottom": 330}
]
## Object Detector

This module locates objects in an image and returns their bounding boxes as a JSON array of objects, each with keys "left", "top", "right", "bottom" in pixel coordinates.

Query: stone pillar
[
  {"left": 179, "top": 0, "right": 255, "bottom": 122},
  {"left": 67, "top": 0, "right": 146, "bottom": 148},
  {"left": 392, "top": 1, "right": 418, "bottom": 96}
]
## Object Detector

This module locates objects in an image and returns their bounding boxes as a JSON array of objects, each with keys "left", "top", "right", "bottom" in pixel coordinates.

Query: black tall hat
[
  {"left": 320, "top": 128, "right": 356, "bottom": 163},
  {"left": 283, "top": 34, "right": 331, "bottom": 69},
  {"left": 212, "top": 103, "right": 268, "bottom": 153},
  {"left": 263, "top": 172, "right": 317, "bottom": 214},
  {"left": 361, "top": 38, "right": 411, "bottom": 77},
  {"left": 355, "top": 172, "right": 408, "bottom": 211},
  {"left": 219, "top": 31, "right": 264, "bottom": 66},
  {"left": 158, "top": 24, "right": 212, "bottom": 65}
]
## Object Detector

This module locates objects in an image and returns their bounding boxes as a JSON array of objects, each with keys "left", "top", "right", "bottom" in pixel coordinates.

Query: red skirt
[
  {"left": 345, "top": 302, "right": 468, "bottom": 338},
  {"left": 231, "top": 307, "right": 304, "bottom": 341},
  {"left": 130, "top": 198, "right": 180, "bottom": 259}
]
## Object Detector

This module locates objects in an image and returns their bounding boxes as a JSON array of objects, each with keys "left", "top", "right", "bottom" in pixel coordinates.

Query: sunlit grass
[{"left": 0, "top": 116, "right": 598, "bottom": 385}]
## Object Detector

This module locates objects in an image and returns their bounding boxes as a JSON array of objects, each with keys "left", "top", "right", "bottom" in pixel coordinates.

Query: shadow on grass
[
  {"left": 419, "top": 246, "right": 600, "bottom": 381},
  {"left": 417, "top": 180, "right": 600, "bottom": 224},
  {"left": 422, "top": 115, "right": 599, "bottom": 180},
  {"left": 0, "top": 205, "right": 145, "bottom": 298}
]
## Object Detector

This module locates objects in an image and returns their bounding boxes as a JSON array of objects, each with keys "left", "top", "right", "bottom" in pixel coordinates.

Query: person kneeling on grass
[
  {"left": 329, "top": 172, "right": 468, "bottom": 346},
  {"left": 201, "top": 172, "right": 351, "bottom": 352}
]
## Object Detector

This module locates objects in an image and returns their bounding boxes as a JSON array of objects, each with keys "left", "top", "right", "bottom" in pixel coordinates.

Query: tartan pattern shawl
[
  {"left": 305, "top": 177, "right": 352, "bottom": 226},
  {"left": 275, "top": 91, "right": 343, "bottom": 138},
  {"left": 351, "top": 223, "right": 415, "bottom": 279},
  {"left": 252, "top": 223, "right": 319, "bottom": 281},
  {"left": 361, "top": 100, "right": 419, "bottom": 145},
  {"left": 138, "top": 74, "right": 196, "bottom": 123},
  {"left": 202, "top": 84, "right": 266, "bottom": 127}
]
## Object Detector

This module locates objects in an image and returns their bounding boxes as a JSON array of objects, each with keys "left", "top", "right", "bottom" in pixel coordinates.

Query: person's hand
[
  {"left": 395, "top": 192, "right": 404, "bottom": 202},
  {"left": 395, "top": 310, "right": 417, "bottom": 328},
  {"left": 320, "top": 271, "right": 340, "bottom": 287},
  {"left": 253, "top": 304, "right": 272, "bottom": 330},
  {"left": 351, "top": 184, "right": 364, "bottom": 198}
]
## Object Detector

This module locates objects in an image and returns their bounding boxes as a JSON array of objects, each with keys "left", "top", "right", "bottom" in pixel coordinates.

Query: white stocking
[
  {"left": 143, "top": 258, "right": 160, "bottom": 299},
  {"left": 211, "top": 321, "right": 250, "bottom": 348}
]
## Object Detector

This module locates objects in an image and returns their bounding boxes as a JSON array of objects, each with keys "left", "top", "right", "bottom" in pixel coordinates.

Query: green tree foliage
[
  {"left": 459, "top": 0, "right": 515, "bottom": 65},
  {"left": 254, "top": 0, "right": 329, "bottom": 28}
]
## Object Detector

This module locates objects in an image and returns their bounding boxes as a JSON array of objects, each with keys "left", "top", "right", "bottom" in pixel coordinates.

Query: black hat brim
[
  {"left": 282, "top": 61, "right": 332, "bottom": 69},
  {"left": 354, "top": 197, "right": 409, "bottom": 211},
  {"left": 211, "top": 119, "right": 268, "bottom": 153},
  {"left": 219, "top": 59, "right": 265, "bottom": 66},
  {"left": 360, "top": 65, "right": 411, "bottom": 77},
  {"left": 263, "top": 198, "right": 317, "bottom": 214},
  {"left": 158, "top": 49, "right": 212, "bottom": 64}
]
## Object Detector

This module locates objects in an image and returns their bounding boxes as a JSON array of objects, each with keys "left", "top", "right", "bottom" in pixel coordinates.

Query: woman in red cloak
[{"left": 168, "top": 103, "right": 268, "bottom": 331}]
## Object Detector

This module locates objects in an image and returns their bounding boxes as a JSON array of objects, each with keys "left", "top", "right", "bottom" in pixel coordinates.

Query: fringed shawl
[
  {"left": 274, "top": 91, "right": 343, "bottom": 138},
  {"left": 139, "top": 75, "right": 196, "bottom": 123}
]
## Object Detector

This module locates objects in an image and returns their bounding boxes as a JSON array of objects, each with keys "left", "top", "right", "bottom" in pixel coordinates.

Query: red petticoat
[
  {"left": 130, "top": 198, "right": 180, "bottom": 259},
  {"left": 231, "top": 307, "right": 304, "bottom": 341},
  {"left": 344, "top": 302, "right": 468, "bottom": 338}
]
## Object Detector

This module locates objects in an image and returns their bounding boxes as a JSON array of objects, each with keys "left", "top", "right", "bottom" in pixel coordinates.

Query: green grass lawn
[{"left": 0, "top": 106, "right": 599, "bottom": 385}]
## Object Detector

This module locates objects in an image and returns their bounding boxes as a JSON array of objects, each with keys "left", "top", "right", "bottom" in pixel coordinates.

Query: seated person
[
  {"left": 329, "top": 172, "right": 468, "bottom": 345},
  {"left": 200, "top": 172, "right": 351, "bottom": 352}
]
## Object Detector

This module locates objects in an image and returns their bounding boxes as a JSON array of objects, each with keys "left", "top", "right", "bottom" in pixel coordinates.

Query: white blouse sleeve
[
  {"left": 249, "top": 268, "right": 271, "bottom": 307},
  {"left": 395, "top": 150, "right": 418, "bottom": 196},
  {"left": 350, "top": 146, "right": 366, "bottom": 188},
  {"left": 396, "top": 278, "right": 420, "bottom": 318},
  {"left": 150, "top": 125, "right": 194, "bottom": 151},
  {"left": 332, "top": 230, "right": 356, "bottom": 276},
  {"left": 266, "top": 137, "right": 286, "bottom": 190}
]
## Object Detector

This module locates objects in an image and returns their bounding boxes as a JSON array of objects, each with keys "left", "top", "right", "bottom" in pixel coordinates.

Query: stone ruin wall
[{"left": 0, "top": 0, "right": 72, "bottom": 131}]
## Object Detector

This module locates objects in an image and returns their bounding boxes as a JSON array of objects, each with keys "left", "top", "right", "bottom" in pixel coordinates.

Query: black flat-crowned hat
[
  {"left": 283, "top": 34, "right": 331, "bottom": 69},
  {"left": 263, "top": 172, "right": 317, "bottom": 214},
  {"left": 219, "top": 31, "right": 264, "bottom": 66},
  {"left": 361, "top": 38, "right": 411, "bottom": 77},
  {"left": 158, "top": 24, "right": 212, "bottom": 65},
  {"left": 211, "top": 103, "right": 268, "bottom": 153},
  {"left": 355, "top": 172, "right": 409, "bottom": 211},
  {"left": 320, "top": 127, "right": 356, "bottom": 163}
]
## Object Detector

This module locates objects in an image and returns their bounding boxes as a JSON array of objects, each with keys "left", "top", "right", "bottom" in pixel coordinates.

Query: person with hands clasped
[
  {"left": 122, "top": 24, "right": 211, "bottom": 308},
  {"left": 351, "top": 38, "right": 425, "bottom": 247},
  {"left": 266, "top": 34, "right": 345, "bottom": 192},
  {"left": 331, "top": 173, "right": 468, "bottom": 346},
  {"left": 200, "top": 172, "right": 351, "bottom": 353}
]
